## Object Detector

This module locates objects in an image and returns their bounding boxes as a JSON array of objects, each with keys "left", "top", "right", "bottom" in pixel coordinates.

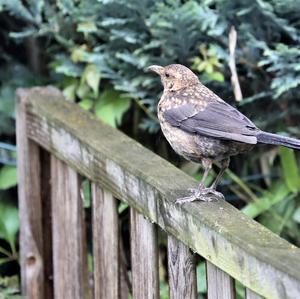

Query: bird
[{"left": 148, "top": 64, "right": 300, "bottom": 204}]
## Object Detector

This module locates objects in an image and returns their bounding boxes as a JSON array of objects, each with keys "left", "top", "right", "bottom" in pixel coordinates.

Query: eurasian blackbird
[{"left": 148, "top": 64, "right": 300, "bottom": 203}]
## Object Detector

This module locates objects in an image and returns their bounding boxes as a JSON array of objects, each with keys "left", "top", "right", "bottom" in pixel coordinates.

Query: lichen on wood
[{"left": 19, "top": 87, "right": 300, "bottom": 299}]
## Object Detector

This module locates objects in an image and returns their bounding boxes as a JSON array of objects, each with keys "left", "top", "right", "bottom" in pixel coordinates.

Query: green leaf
[
  {"left": 81, "top": 179, "right": 90, "bottom": 208},
  {"left": 0, "top": 0, "right": 34, "bottom": 23},
  {"left": 63, "top": 83, "right": 77, "bottom": 101},
  {"left": 71, "top": 45, "right": 89, "bottom": 63},
  {"left": 208, "top": 71, "right": 224, "bottom": 82},
  {"left": 118, "top": 202, "right": 128, "bottom": 214},
  {"left": 95, "top": 89, "right": 131, "bottom": 127},
  {"left": 83, "top": 64, "right": 101, "bottom": 96},
  {"left": 78, "top": 99, "right": 93, "bottom": 111},
  {"left": 293, "top": 206, "right": 300, "bottom": 224},
  {"left": 279, "top": 147, "right": 300, "bottom": 193},
  {"left": 76, "top": 82, "right": 92, "bottom": 99},
  {"left": 56, "top": 0, "right": 75, "bottom": 14},
  {"left": 52, "top": 56, "right": 83, "bottom": 77},
  {"left": 242, "top": 182, "right": 290, "bottom": 218},
  {"left": 77, "top": 22, "right": 97, "bottom": 33},
  {"left": 0, "top": 166, "right": 17, "bottom": 190},
  {"left": 0, "top": 201, "right": 19, "bottom": 253},
  {"left": 0, "top": 85, "right": 16, "bottom": 118}
]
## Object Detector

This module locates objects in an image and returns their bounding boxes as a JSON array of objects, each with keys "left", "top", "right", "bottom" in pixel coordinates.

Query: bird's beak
[{"left": 147, "top": 65, "right": 164, "bottom": 75}]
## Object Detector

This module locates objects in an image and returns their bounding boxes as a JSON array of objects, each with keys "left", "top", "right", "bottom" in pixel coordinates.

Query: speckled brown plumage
[{"left": 149, "top": 64, "right": 300, "bottom": 203}]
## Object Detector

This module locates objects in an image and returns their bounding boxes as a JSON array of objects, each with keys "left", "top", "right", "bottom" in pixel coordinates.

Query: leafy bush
[{"left": 0, "top": 0, "right": 300, "bottom": 293}]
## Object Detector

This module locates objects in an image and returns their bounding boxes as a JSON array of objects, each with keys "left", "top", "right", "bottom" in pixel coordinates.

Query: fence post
[
  {"left": 130, "top": 208, "right": 159, "bottom": 299},
  {"left": 51, "top": 156, "right": 89, "bottom": 299},
  {"left": 168, "top": 235, "right": 197, "bottom": 299},
  {"left": 206, "top": 261, "right": 235, "bottom": 299},
  {"left": 92, "top": 184, "right": 119, "bottom": 299},
  {"left": 16, "top": 89, "right": 45, "bottom": 298}
]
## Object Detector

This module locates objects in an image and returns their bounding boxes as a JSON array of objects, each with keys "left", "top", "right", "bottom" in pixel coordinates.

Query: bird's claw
[
  {"left": 199, "top": 188, "right": 224, "bottom": 199},
  {"left": 176, "top": 188, "right": 224, "bottom": 204},
  {"left": 175, "top": 194, "right": 212, "bottom": 204}
]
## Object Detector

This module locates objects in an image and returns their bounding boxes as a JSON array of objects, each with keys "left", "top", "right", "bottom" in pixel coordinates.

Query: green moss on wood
[{"left": 18, "top": 87, "right": 300, "bottom": 299}]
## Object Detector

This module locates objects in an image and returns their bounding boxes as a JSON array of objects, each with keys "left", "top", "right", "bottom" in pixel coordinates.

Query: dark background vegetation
[{"left": 0, "top": 0, "right": 300, "bottom": 297}]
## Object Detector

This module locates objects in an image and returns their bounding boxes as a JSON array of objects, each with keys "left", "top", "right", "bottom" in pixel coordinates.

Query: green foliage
[
  {"left": 0, "top": 167, "right": 17, "bottom": 190},
  {"left": 159, "top": 281, "right": 169, "bottom": 299},
  {"left": 279, "top": 147, "right": 300, "bottom": 193},
  {"left": 259, "top": 44, "right": 300, "bottom": 98},
  {"left": 95, "top": 89, "right": 131, "bottom": 127},
  {"left": 197, "top": 262, "right": 207, "bottom": 296},
  {"left": 81, "top": 179, "right": 91, "bottom": 208},
  {"left": 242, "top": 182, "right": 290, "bottom": 218},
  {"left": 0, "top": 276, "right": 21, "bottom": 299},
  {"left": 191, "top": 44, "right": 225, "bottom": 82},
  {"left": 0, "top": 200, "right": 19, "bottom": 255},
  {"left": 1, "top": 0, "right": 300, "bottom": 289},
  {"left": 240, "top": 148, "right": 300, "bottom": 244}
]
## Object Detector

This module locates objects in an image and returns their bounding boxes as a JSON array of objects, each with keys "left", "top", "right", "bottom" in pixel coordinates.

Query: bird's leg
[
  {"left": 176, "top": 158, "right": 230, "bottom": 204},
  {"left": 195, "top": 159, "right": 212, "bottom": 193},
  {"left": 209, "top": 158, "right": 230, "bottom": 190},
  {"left": 194, "top": 158, "right": 230, "bottom": 200},
  {"left": 176, "top": 159, "right": 213, "bottom": 204}
]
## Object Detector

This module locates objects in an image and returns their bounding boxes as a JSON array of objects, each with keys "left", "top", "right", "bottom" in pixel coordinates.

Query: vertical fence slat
[
  {"left": 130, "top": 208, "right": 159, "bottom": 299},
  {"left": 246, "top": 288, "right": 264, "bottom": 299},
  {"left": 92, "top": 184, "right": 119, "bottom": 299},
  {"left": 167, "top": 235, "right": 197, "bottom": 299},
  {"left": 40, "top": 150, "right": 53, "bottom": 299},
  {"left": 16, "top": 89, "right": 44, "bottom": 298},
  {"left": 51, "top": 156, "right": 88, "bottom": 299},
  {"left": 206, "top": 261, "right": 235, "bottom": 299}
]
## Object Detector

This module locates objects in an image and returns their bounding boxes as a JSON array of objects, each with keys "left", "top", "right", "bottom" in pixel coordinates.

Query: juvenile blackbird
[{"left": 148, "top": 64, "right": 300, "bottom": 203}]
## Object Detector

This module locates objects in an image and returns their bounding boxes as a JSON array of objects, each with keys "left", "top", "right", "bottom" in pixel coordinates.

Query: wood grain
[
  {"left": 206, "top": 261, "right": 235, "bottom": 299},
  {"left": 21, "top": 87, "right": 300, "bottom": 298},
  {"left": 51, "top": 156, "right": 88, "bottom": 299},
  {"left": 92, "top": 183, "right": 119, "bottom": 299},
  {"left": 16, "top": 89, "right": 44, "bottom": 298},
  {"left": 130, "top": 208, "right": 159, "bottom": 299},
  {"left": 246, "top": 288, "right": 264, "bottom": 299},
  {"left": 168, "top": 235, "right": 197, "bottom": 299}
]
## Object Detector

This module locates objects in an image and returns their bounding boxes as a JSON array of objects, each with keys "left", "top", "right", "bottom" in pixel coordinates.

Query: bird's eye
[{"left": 165, "top": 73, "right": 170, "bottom": 78}]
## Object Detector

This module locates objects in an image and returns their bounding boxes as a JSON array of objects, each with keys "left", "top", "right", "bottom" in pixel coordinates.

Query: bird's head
[{"left": 148, "top": 64, "right": 199, "bottom": 91}]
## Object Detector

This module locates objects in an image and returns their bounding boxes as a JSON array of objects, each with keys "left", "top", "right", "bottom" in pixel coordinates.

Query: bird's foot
[
  {"left": 199, "top": 188, "right": 224, "bottom": 199},
  {"left": 176, "top": 188, "right": 224, "bottom": 205}
]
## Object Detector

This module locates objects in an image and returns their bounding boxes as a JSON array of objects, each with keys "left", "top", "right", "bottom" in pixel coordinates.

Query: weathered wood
[
  {"left": 91, "top": 183, "right": 119, "bottom": 299},
  {"left": 246, "top": 288, "right": 264, "bottom": 299},
  {"left": 40, "top": 149, "right": 53, "bottom": 299},
  {"left": 22, "top": 87, "right": 300, "bottom": 298},
  {"left": 168, "top": 235, "right": 197, "bottom": 299},
  {"left": 16, "top": 89, "right": 44, "bottom": 298},
  {"left": 206, "top": 261, "right": 235, "bottom": 299},
  {"left": 130, "top": 208, "right": 159, "bottom": 299},
  {"left": 51, "top": 156, "right": 88, "bottom": 299}
]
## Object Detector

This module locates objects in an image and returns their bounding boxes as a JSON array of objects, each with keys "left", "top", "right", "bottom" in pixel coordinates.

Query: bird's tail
[{"left": 257, "top": 131, "right": 300, "bottom": 150}]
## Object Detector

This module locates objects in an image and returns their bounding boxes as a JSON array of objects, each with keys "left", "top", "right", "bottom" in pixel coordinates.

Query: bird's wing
[{"left": 163, "top": 101, "right": 259, "bottom": 144}]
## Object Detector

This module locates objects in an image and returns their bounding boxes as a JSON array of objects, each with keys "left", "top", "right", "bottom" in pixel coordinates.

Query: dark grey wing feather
[{"left": 163, "top": 102, "right": 259, "bottom": 144}]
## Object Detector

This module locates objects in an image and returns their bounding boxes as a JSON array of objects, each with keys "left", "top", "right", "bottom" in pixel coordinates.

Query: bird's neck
[{"left": 164, "top": 82, "right": 200, "bottom": 93}]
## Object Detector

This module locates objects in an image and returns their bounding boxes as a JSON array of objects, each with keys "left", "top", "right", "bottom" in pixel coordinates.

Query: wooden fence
[{"left": 16, "top": 87, "right": 300, "bottom": 299}]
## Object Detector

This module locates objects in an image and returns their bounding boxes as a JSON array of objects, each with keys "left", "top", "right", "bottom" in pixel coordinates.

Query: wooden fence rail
[{"left": 16, "top": 87, "right": 300, "bottom": 299}]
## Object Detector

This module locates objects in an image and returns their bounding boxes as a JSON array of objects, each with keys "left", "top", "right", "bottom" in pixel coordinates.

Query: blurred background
[{"left": 0, "top": 0, "right": 300, "bottom": 297}]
